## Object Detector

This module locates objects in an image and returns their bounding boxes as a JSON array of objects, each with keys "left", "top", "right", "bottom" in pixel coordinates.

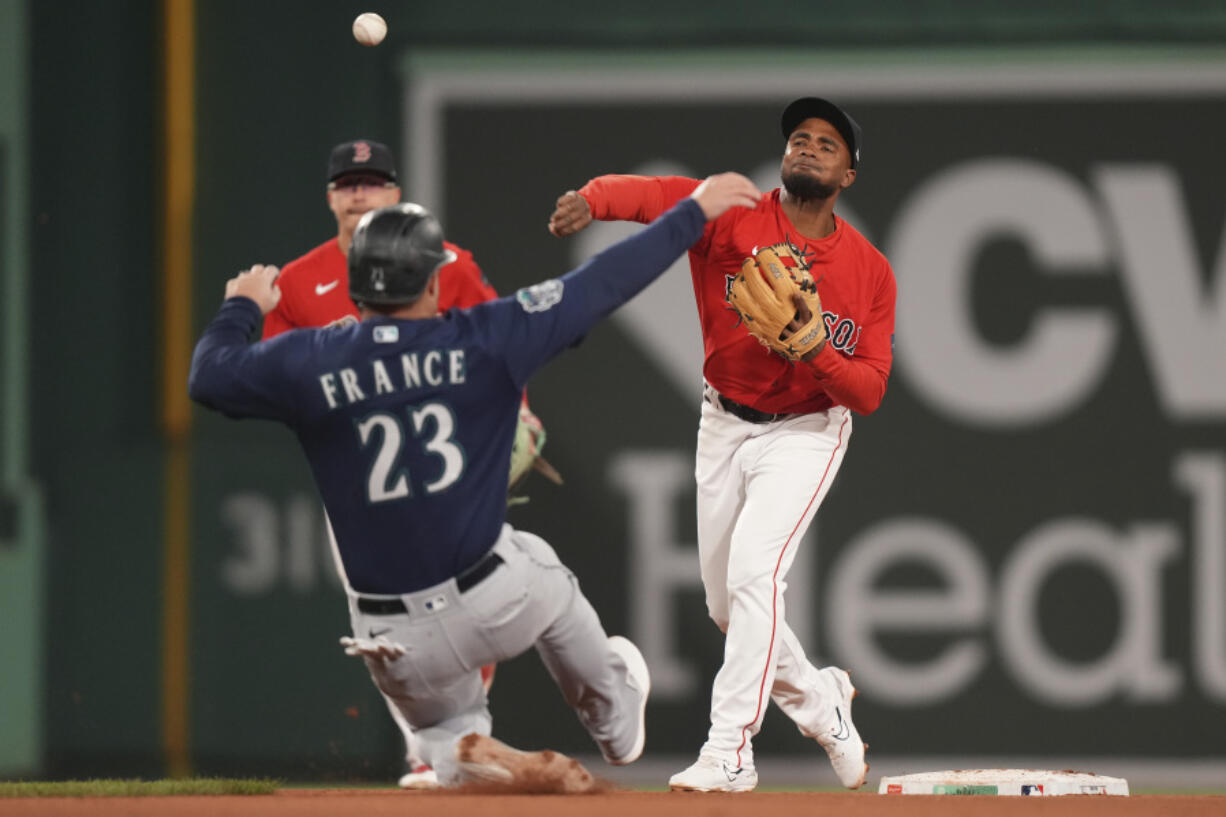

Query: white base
[{"left": 878, "top": 768, "right": 1129, "bottom": 796}]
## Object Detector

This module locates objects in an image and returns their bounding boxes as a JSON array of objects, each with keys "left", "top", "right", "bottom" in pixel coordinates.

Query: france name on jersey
[
  {"left": 195, "top": 295, "right": 568, "bottom": 594},
  {"left": 188, "top": 196, "right": 708, "bottom": 594},
  {"left": 303, "top": 311, "right": 525, "bottom": 594}
]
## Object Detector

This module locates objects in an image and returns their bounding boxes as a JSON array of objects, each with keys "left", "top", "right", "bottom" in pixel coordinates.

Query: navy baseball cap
[
  {"left": 327, "top": 139, "right": 398, "bottom": 183},
  {"left": 780, "top": 97, "right": 862, "bottom": 168}
]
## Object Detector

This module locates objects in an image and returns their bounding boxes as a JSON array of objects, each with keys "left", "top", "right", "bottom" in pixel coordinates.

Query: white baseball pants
[{"left": 695, "top": 393, "right": 852, "bottom": 770}]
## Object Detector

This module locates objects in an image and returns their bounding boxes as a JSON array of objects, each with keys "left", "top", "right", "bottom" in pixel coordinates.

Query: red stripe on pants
[{"left": 735, "top": 412, "right": 849, "bottom": 768}]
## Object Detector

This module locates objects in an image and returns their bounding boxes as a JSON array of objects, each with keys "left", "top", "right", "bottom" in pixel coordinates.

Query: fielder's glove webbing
[
  {"left": 728, "top": 245, "right": 826, "bottom": 360},
  {"left": 508, "top": 404, "right": 562, "bottom": 506}
]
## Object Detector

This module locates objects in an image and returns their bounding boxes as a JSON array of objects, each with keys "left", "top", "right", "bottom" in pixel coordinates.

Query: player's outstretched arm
[
  {"left": 188, "top": 263, "right": 298, "bottom": 423},
  {"left": 549, "top": 176, "right": 722, "bottom": 236},
  {"left": 547, "top": 173, "right": 758, "bottom": 237},
  {"left": 504, "top": 172, "right": 761, "bottom": 388}
]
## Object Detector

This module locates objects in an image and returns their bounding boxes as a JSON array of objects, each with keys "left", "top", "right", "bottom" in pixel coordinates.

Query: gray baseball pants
[{"left": 345, "top": 524, "right": 639, "bottom": 784}]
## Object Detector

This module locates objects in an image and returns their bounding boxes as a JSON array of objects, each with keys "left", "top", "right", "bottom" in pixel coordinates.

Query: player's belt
[
  {"left": 355, "top": 597, "right": 409, "bottom": 615},
  {"left": 455, "top": 549, "right": 505, "bottom": 593},
  {"left": 715, "top": 392, "right": 793, "bottom": 424},
  {"left": 356, "top": 550, "right": 505, "bottom": 615}
]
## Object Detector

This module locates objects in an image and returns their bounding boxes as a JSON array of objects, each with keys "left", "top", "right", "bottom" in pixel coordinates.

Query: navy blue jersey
[{"left": 190, "top": 197, "right": 706, "bottom": 593}]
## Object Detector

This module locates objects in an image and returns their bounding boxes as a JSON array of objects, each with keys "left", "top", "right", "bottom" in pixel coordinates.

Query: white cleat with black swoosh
[
  {"left": 669, "top": 755, "right": 758, "bottom": 793},
  {"left": 815, "top": 667, "right": 868, "bottom": 789}
]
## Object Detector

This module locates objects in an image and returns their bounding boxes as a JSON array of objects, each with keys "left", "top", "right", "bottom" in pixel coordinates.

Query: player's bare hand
[
  {"left": 339, "top": 634, "right": 407, "bottom": 660},
  {"left": 225, "top": 264, "right": 282, "bottom": 315},
  {"left": 690, "top": 173, "right": 761, "bottom": 221},
  {"left": 788, "top": 293, "right": 826, "bottom": 360},
  {"left": 548, "top": 190, "right": 593, "bottom": 237}
]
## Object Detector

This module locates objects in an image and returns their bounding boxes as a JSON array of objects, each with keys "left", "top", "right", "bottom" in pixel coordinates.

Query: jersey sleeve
[
  {"left": 489, "top": 197, "right": 708, "bottom": 389},
  {"left": 262, "top": 264, "right": 303, "bottom": 339},
  {"left": 579, "top": 175, "right": 702, "bottom": 224},
  {"left": 189, "top": 298, "right": 307, "bottom": 424},
  {"left": 803, "top": 260, "right": 897, "bottom": 415},
  {"left": 438, "top": 244, "right": 498, "bottom": 310}
]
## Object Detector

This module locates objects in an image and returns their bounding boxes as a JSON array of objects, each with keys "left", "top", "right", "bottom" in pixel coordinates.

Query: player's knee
[{"left": 726, "top": 566, "right": 777, "bottom": 598}]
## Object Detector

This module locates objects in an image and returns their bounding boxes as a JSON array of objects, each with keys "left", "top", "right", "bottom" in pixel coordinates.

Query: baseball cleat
[
  {"left": 455, "top": 733, "right": 596, "bottom": 793},
  {"left": 669, "top": 755, "right": 758, "bottom": 792},
  {"left": 815, "top": 667, "right": 868, "bottom": 789},
  {"left": 397, "top": 760, "right": 440, "bottom": 790},
  {"left": 604, "top": 635, "right": 651, "bottom": 765}
]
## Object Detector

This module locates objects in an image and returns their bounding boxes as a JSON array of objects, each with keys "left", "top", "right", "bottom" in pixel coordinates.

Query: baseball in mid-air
[{"left": 352, "top": 12, "right": 387, "bottom": 46}]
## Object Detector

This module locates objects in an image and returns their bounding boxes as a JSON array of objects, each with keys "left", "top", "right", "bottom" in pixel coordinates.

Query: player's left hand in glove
[
  {"left": 508, "top": 404, "right": 562, "bottom": 506},
  {"left": 727, "top": 245, "right": 826, "bottom": 361},
  {"left": 340, "top": 634, "right": 407, "bottom": 660}
]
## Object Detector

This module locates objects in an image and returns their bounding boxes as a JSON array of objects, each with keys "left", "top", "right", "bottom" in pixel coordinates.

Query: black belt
[
  {"left": 717, "top": 393, "right": 793, "bottom": 424},
  {"left": 357, "top": 551, "right": 505, "bottom": 615},
  {"left": 455, "top": 550, "right": 505, "bottom": 592}
]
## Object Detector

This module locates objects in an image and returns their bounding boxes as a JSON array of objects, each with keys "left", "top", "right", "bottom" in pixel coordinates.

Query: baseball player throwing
[
  {"left": 548, "top": 97, "right": 896, "bottom": 792},
  {"left": 263, "top": 139, "right": 507, "bottom": 787},
  {"left": 189, "top": 173, "right": 761, "bottom": 787}
]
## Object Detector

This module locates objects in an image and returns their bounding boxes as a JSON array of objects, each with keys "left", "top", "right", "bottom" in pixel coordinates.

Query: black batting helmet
[{"left": 348, "top": 203, "right": 457, "bottom": 305}]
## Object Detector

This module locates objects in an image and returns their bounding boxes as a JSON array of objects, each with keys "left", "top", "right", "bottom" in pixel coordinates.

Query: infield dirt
[{"left": 3, "top": 790, "right": 1225, "bottom": 817}]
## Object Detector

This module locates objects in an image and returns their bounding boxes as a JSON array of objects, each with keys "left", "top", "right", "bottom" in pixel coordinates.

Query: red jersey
[
  {"left": 579, "top": 175, "right": 896, "bottom": 415},
  {"left": 262, "top": 237, "right": 497, "bottom": 339}
]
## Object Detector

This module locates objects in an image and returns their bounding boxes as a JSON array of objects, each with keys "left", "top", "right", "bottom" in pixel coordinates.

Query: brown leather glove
[{"left": 728, "top": 245, "right": 826, "bottom": 360}]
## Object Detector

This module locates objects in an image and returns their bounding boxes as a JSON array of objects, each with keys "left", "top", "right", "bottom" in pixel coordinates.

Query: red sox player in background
[
  {"left": 263, "top": 140, "right": 497, "bottom": 337},
  {"left": 548, "top": 97, "right": 896, "bottom": 793},
  {"left": 264, "top": 140, "right": 497, "bottom": 789}
]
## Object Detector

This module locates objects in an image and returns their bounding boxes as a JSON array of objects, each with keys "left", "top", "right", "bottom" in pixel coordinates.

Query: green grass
[{"left": 0, "top": 778, "right": 280, "bottom": 797}]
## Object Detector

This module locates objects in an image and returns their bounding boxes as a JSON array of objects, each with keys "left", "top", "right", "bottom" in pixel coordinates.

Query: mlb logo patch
[
  {"left": 1021, "top": 784, "right": 1044, "bottom": 796},
  {"left": 423, "top": 595, "right": 448, "bottom": 612},
  {"left": 373, "top": 325, "right": 399, "bottom": 343}
]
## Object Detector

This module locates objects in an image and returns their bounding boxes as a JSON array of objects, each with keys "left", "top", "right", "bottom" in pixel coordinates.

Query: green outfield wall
[
  {"left": 26, "top": 0, "right": 1226, "bottom": 782},
  {"left": 0, "top": 0, "right": 43, "bottom": 780}
]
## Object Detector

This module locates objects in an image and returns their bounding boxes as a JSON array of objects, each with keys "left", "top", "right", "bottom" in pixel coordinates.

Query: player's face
[
  {"left": 780, "top": 118, "right": 856, "bottom": 200},
  {"left": 327, "top": 175, "right": 402, "bottom": 234}
]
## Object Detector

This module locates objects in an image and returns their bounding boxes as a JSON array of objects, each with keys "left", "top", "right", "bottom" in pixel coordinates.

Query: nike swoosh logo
[
  {"left": 369, "top": 627, "right": 392, "bottom": 638},
  {"left": 315, "top": 280, "right": 340, "bottom": 295},
  {"left": 722, "top": 762, "right": 742, "bottom": 782},
  {"left": 831, "top": 708, "right": 850, "bottom": 741}
]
